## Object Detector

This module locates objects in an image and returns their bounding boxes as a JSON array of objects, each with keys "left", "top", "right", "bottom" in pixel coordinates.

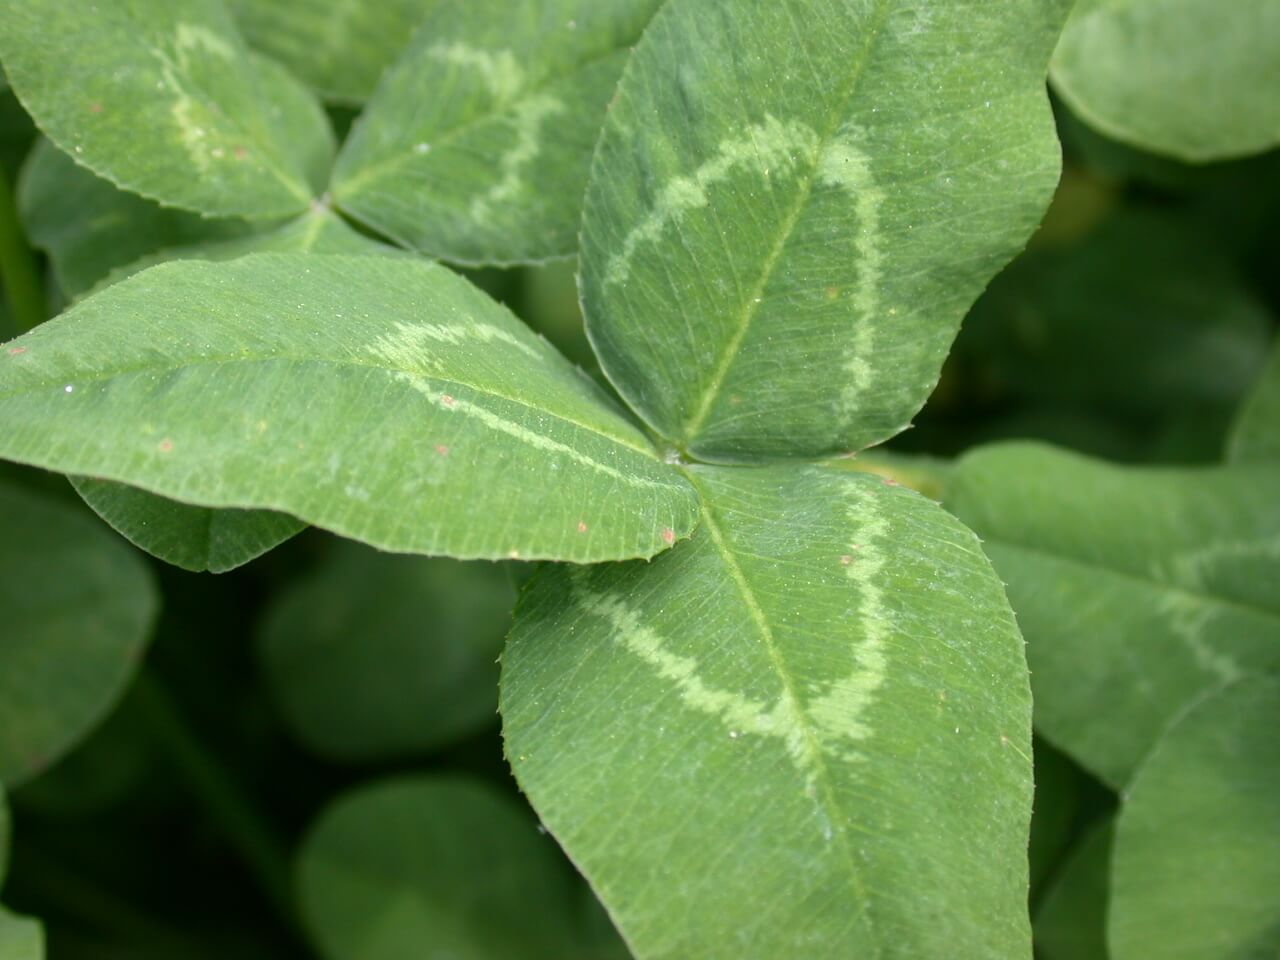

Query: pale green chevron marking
[
  {"left": 580, "top": 0, "right": 1071, "bottom": 461},
  {"left": 947, "top": 442, "right": 1280, "bottom": 787},
  {"left": 603, "top": 116, "right": 820, "bottom": 289},
  {"left": 0, "top": 0, "right": 328, "bottom": 218},
  {"left": 503, "top": 465, "right": 1034, "bottom": 957},
  {"left": 0, "top": 254, "right": 699, "bottom": 562},
  {"left": 330, "top": 0, "right": 664, "bottom": 264},
  {"left": 427, "top": 43, "right": 525, "bottom": 102}
]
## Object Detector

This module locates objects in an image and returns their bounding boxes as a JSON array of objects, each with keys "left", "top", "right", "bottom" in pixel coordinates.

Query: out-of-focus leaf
[
  {"left": 580, "top": 0, "right": 1070, "bottom": 461},
  {"left": 259, "top": 542, "right": 513, "bottom": 761},
  {"left": 1228, "top": 339, "right": 1280, "bottom": 463},
  {"left": 332, "top": 0, "right": 662, "bottom": 264},
  {"left": 503, "top": 465, "right": 1034, "bottom": 957},
  {"left": 89, "top": 205, "right": 399, "bottom": 294},
  {"left": 1029, "top": 738, "right": 1084, "bottom": 900},
  {"left": 0, "top": 907, "right": 44, "bottom": 960},
  {"left": 295, "top": 776, "right": 624, "bottom": 960},
  {"left": 957, "top": 211, "right": 1271, "bottom": 425},
  {"left": 0, "top": 0, "right": 327, "bottom": 218},
  {"left": 229, "top": 0, "right": 437, "bottom": 105},
  {"left": 69, "top": 478, "right": 303, "bottom": 574},
  {"left": 1034, "top": 819, "right": 1113, "bottom": 960},
  {"left": 0, "top": 254, "right": 698, "bottom": 562},
  {"left": 17, "top": 138, "right": 249, "bottom": 299},
  {"left": 947, "top": 442, "right": 1280, "bottom": 787},
  {"left": 0, "top": 481, "right": 158, "bottom": 785},
  {"left": 1110, "top": 677, "right": 1280, "bottom": 960},
  {"left": 1051, "top": 0, "right": 1280, "bottom": 161}
]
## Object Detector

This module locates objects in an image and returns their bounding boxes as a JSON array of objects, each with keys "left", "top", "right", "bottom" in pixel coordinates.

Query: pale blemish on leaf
[
  {"left": 818, "top": 127, "right": 886, "bottom": 415},
  {"left": 603, "top": 115, "right": 818, "bottom": 288},
  {"left": 366, "top": 319, "right": 543, "bottom": 369},
  {"left": 468, "top": 94, "right": 566, "bottom": 223},
  {"left": 573, "top": 483, "right": 893, "bottom": 795},
  {"left": 807, "top": 480, "right": 890, "bottom": 745},
  {"left": 428, "top": 42, "right": 525, "bottom": 102},
  {"left": 173, "top": 23, "right": 236, "bottom": 61}
]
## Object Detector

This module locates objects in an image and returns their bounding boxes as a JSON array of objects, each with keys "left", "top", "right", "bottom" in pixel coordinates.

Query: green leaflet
[
  {"left": 70, "top": 477, "right": 303, "bottom": 574},
  {"left": 1034, "top": 819, "right": 1113, "bottom": 960},
  {"left": 17, "top": 138, "right": 250, "bottom": 300},
  {"left": 60, "top": 210, "right": 398, "bottom": 574},
  {"left": 580, "top": 0, "right": 1070, "bottom": 462},
  {"left": 0, "top": 908, "right": 44, "bottom": 960},
  {"left": 0, "top": 481, "right": 158, "bottom": 786},
  {"left": 331, "top": 0, "right": 662, "bottom": 264},
  {"left": 1227, "top": 339, "right": 1280, "bottom": 463},
  {"left": 1110, "top": 677, "right": 1280, "bottom": 960},
  {"left": 0, "top": 254, "right": 698, "bottom": 562},
  {"left": 946, "top": 442, "right": 1280, "bottom": 787},
  {"left": 228, "top": 0, "right": 436, "bottom": 105},
  {"left": 295, "top": 776, "right": 626, "bottom": 959},
  {"left": 0, "top": 0, "right": 327, "bottom": 218},
  {"left": 1051, "top": 0, "right": 1280, "bottom": 162},
  {"left": 502, "top": 466, "right": 1033, "bottom": 958},
  {"left": 258, "top": 543, "right": 514, "bottom": 761}
]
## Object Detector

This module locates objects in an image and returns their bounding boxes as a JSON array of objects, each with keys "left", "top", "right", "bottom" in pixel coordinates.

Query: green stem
[
  {"left": 0, "top": 164, "right": 43, "bottom": 335},
  {"left": 132, "top": 671, "right": 302, "bottom": 944}
]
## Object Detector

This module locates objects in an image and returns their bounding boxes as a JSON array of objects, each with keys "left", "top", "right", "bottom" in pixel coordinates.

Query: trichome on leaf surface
[{"left": 0, "top": 0, "right": 1277, "bottom": 958}]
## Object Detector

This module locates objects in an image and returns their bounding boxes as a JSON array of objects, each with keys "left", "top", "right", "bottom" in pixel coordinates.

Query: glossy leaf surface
[
  {"left": 0, "top": 0, "right": 326, "bottom": 217},
  {"left": 580, "top": 0, "right": 1070, "bottom": 460},
  {"left": 296, "top": 776, "right": 624, "bottom": 959},
  {"left": 0, "top": 481, "right": 158, "bottom": 785},
  {"left": 0, "top": 254, "right": 698, "bottom": 562},
  {"left": 1051, "top": 0, "right": 1280, "bottom": 162},
  {"left": 1110, "top": 677, "right": 1280, "bottom": 960},
  {"left": 332, "top": 0, "right": 661, "bottom": 264},
  {"left": 947, "top": 442, "right": 1280, "bottom": 787},
  {"left": 503, "top": 465, "right": 1033, "bottom": 957},
  {"left": 259, "top": 543, "right": 513, "bottom": 761}
]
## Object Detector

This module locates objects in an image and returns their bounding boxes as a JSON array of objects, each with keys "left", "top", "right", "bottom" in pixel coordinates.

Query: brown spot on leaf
[
  {"left": 577, "top": 521, "right": 588, "bottom": 533},
  {"left": 661, "top": 528, "right": 676, "bottom": 545},
  {"left": 158, "top": 439, "right": 174, "bottom": 453},
  {"left": 839, "top": 554, "right": 853, "bottom": 565},
  {"left": 825, "top": 286, "right": 841, "bottom": 300},
  {"left": 441, "top": 394, "right": 456, "bottom": 407},
  {"left": 434, "top": 444, "right": 449, "bottom": 456},
  {"left": 8, "top": 347, "right": 27, "bottom": 356},
  {"left": 233, "top": 145, "right": 248, "bottom": 160}
]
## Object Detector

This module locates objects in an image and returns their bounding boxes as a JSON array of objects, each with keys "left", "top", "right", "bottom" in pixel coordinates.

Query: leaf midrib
[
  {"left": 680, "top": 0, "right": 893, "bottom": 447},
  {"left": 685, "top": 472, "right": 881, "bottom": 955},
  {"left": 1, "top": 354, "right": 665, "bottom": 463}
]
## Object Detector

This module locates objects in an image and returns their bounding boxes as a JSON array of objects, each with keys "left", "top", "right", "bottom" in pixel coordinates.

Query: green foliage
[
  {"left": 0, "top": 0, "right": 1276, "bottom": 957},
  {"left": 0, "top": 481, "right": 158, "bottom": 786},
  {"left": 1051, "top": 0, "right": 1280, "bottom": 162},
  {"left": 258, "top": 544, "right": 514, "bottom": 761},
  {"left": 503, "top": 466, "right": 1034, "bottom": 957},
  {"left": 581, "top": 0, "right": 1069, "bottom": 461},
  {"left": 1110, "top": 678, "right": 1280, "bottom": 960},
  {"left": 295, "top": 776, "right": 624, "bottom": 959}
]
